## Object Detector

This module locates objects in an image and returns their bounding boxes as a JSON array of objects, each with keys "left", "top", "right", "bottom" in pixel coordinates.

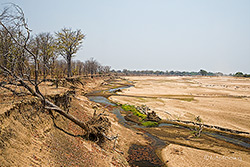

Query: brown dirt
[{"left": 0, "top": 77, "right": 146, "bottom": 167}]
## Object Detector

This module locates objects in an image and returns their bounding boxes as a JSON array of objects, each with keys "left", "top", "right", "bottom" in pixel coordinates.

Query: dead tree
[
  {"left": 194, "top": 116, "right": 204, "bottom": 137},
  {"left": 0, "top": 4, "right": 112, "bottom": 143}
]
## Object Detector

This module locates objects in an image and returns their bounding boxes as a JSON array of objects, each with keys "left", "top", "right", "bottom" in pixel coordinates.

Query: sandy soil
[
  {"left": 109, "top": 76, "right": 250, "bottom": 167},
  {"left": 161, "top": 144, "right": 250, "bottom": 167},
  {"left": 1, "top": 76, "right": 249, "bottom": 166},
  {"left": 110, "top": 76, "right": 250, "bottom": 133},
  {"left": 0, "top": 77, "right": 146, "bottom": 166}
]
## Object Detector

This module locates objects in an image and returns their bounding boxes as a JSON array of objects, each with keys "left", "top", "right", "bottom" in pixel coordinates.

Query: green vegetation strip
[
  {"left": 142, "top": 121, "right": 159, "bottom": 127},
  {"left": 121, "top": 104, "right": 147, "bottom": 120},
  {"left": 121, "top": 104, "right": 158, "bottom": 127}
]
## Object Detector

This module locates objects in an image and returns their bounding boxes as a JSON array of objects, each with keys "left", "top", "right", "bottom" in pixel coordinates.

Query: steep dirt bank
[{"left": 0, "top": 77, "right": 146, "bottom": 166}]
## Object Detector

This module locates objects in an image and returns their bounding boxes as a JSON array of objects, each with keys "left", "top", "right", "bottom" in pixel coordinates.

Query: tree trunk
[
  {"left": 67, "top": 54, "right": 72, "bottom": 78},
  {"left": 43, "top": 55, "right": 46, "bottom": 80},
  {"left": 45, "top": 99, "right": 88, "bottom": 130}
]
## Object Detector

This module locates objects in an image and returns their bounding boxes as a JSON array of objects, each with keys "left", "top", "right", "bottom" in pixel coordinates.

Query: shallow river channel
[{"left": 88, "top": 85, "right": 250, "bottom": 167}]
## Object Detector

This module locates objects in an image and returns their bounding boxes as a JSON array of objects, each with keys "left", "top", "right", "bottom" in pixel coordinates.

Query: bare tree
[
  {"left": 0, "top": 26, "right": 29, "bottom": 77},
  {"left": 37, "top": 32, "right": 56, "bottom": 79},
  {"left": 0, "top": 4, "right": 112, "bottom": 143},
  {"left": 72, "top": 60, "right": 84, "bottom": 76},
  {"left": 0, "top": 27, "right": 12, "bottom": 68},
  {"left": 83, "top": 58, "right": 100, "bottom": 77},
  {"left": 55, "top": 28, "right": 85, "bottom": 78},
  {"left": 102, "top": 66, "right": 111, "bottom": 74}
]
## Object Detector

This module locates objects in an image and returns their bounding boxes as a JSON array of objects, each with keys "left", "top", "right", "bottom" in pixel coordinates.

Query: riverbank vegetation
[
  {"left": 121, "top": 104, "right": 147, "bottom": 120},
  {"left": 121, "top": 104, "right": 160, "bottom": 127},
  {"left": 0, "top": 6, "right": 111, "bottom": 79},
  {"left": 0, "top": 3, "right": 114, "bottom": 149},
  {"left": 141, "top": 121, "right": 159, "bottom": 127}
]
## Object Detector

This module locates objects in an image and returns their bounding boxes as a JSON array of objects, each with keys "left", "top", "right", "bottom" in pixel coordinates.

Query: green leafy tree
[
  {"left": 199, "top": 69, "right": 208, "bottom": 76},
  {"left": 55, "top": 28, "right": 85, "bottom": 77},
  {"left": 234, "top": 72, "right": 243, "bottom": 77}
]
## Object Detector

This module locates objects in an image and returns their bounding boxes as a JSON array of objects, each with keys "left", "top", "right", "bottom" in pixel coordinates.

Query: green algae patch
[
  {"left": 121, "top": 104, "right": 147, "bottom": 120},
  {"left": 142, "top": 121, "right": 159, "bottom": 127}
]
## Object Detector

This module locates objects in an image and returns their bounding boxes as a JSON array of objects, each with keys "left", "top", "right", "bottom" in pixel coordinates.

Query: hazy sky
[{"left": 1, "top": 0, "right": 250, "bottom": 74}]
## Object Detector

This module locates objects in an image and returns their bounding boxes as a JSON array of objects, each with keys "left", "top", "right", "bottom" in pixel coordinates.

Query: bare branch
[
  {"left": 1, "top": 4, "right": 112, "bottom": 146},
  {"left": 0, "top": 81, "right": 24, "bottom": 95}
]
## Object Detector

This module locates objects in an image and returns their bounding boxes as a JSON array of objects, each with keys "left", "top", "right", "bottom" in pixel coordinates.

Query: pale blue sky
[{"left": 1, "top": 0, "right": 250, "bottom": 73}]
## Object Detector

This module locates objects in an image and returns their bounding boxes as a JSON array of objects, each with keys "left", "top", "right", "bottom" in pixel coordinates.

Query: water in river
[{"left": 88, "top": 85, "right": 250, "bottom": 166}]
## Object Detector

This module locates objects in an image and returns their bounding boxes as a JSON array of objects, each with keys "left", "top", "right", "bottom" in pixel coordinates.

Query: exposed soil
[
  {"left": 110, "top": 76, "right": 250, "bottom": 167},
  {"left": 162, "top": 144, "right": 249, "bottom": 167},
  {"left": 1, "top": 76, "right": 250, "bottom": 167},
  {"left": 110, "top": 76, "right": 250, "bottom": 134},
  {"left": 127, "top": 144, "right": 164, "bottom": 167},
  {"left": 0, "top": 77, "right": 146, "bottom": 167}
]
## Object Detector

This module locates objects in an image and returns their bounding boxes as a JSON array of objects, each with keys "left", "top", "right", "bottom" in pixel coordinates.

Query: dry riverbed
[
  {"left": 110, "top": 76, "right": 250, "bottom": 134},
  {"left": 110, "top": 76, "right": 250, "bottom": 167}
]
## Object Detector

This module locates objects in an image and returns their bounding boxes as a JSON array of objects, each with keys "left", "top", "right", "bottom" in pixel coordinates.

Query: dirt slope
[{"left": 0, "top": 77, "right": 145, "bottom": 166}]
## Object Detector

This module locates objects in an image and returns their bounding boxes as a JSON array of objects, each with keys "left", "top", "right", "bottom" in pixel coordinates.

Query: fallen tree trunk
[
  {"left": 0, "top": 64, "right": 111, "bottom": 142},
  {"left": 45, "top": 100, "right": 88, "bottom": 130}
]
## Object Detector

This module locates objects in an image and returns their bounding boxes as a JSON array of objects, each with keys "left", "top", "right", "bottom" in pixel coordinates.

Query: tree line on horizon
[
  {"left": 112, "top": 69, "right": 250, "bottom": 77},
  {"left": 112, "top": 69, "right": 223, "bottom": 76}
]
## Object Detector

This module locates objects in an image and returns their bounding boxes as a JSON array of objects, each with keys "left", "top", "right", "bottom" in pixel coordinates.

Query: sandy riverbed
[
  {"left": 110, "top": 76, "right": 250, "bottom": 133},
  {"left": 110, "top": 76, "right": 250, "bottom": 167},
  {"left": 161, "top": 144, "right": 250, "bottom": 167}
]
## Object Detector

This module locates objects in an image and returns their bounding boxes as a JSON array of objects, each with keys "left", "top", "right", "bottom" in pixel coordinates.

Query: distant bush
[
  {"left": 234, "top": 72, "right": 244, "bottom": 77},
  {"left": 234, "top": 72, "right": 250, "bottom": 78}
]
